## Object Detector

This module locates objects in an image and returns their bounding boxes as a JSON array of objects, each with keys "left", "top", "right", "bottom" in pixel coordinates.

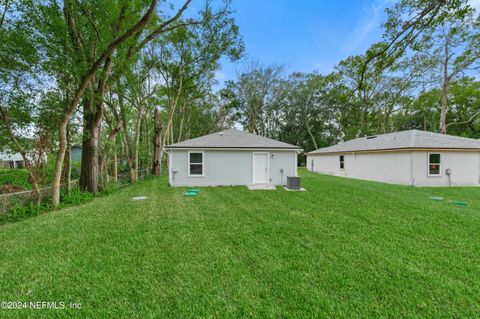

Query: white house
[
  {"left": 0, "top": 151, "right": 32, "bottom": 169},
  {"left": 307, "top": 130, "right": 480, "bottom": 186},
  {"left": 165, "top": 129, "right": 301, "bottom": 187}
]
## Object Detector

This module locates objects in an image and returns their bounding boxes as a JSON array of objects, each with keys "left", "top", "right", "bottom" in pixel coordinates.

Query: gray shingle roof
[
  {"left": 166, "top": 128, "right": 301, "bottom": 150},
  {"left": 308, "top": 130, "right": 480, "bottom": 155},
  {"left": 0, "top": 151, "right": 32, "bottom": 161}
]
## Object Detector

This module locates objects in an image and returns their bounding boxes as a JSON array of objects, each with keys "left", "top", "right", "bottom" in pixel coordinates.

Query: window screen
[
  {"left": 339, "top": 155, "right": 345, "bottom": 170},
  {"left": 428, "top": 153, "right": 441, "bottom": 176},
  {"left": 189, "top": 152, "right": 203, "bottom": 176}
]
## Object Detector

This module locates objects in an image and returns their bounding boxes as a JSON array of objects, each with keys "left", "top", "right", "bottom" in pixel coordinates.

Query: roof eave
[
  {"left": 307, "top": 146, "right": 480, "bottom": 155},
  {"left": 165, "top": 146, "right": 302, "bottom": 151}
]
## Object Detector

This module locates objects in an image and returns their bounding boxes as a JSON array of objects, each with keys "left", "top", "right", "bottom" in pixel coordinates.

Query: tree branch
[
  {"left": 65, "top": 0, "right": 158, "bottom": 117},
  {"left": 358, "top": 0, "right": 446, "bottom": 90},
  {"left": 0, "top": 0, "right": 10, "bottom": 31},
  {"left": 445, "top": 110, "right": 480, "bottom": 129},
  {"left": 136, "top": 0, "right": 194, "bottom": 51}
]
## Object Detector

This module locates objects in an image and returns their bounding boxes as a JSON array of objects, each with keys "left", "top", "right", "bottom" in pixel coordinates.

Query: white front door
[{"left": 253, "top": 153, "right": 269, "bottom": 184}]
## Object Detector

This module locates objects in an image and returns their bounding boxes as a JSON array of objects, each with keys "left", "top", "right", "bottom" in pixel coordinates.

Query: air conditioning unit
[{"left": 286, "top": 176, "right": 301, "bottom": 190}]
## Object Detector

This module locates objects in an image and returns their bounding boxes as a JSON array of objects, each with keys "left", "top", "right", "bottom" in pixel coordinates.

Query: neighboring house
[
  {"left": 0, "top": 152, "right": 32, "bottom": 169},
  {"left": 307, "top": 130, "right": 480, "bottom": 187},
  {"left": 71, "top": 145, "right": 82, "bottom": 161},
  {"left": 165, "top": 129, "right": 301, "bottom": 187}
]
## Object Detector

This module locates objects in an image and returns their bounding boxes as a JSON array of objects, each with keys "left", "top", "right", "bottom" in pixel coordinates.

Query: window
[
  {"left": 188, "top": 152, "right": 204, "bottom": 176},
  {"left": 339, "top": 155, "right": 345, "bottom": 170},
  {"left": 428, "top": 153, "right": 441, "bottom": 176}
]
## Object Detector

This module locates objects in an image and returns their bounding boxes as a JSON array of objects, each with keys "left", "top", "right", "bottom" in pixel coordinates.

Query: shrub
[
  {"left": 70, "top": 160, "right": 81, "bottom": 179},
  {"left": 60, "top": 188, "right": 94, "bottom": 206},
  {"left": 0, "top": 188, "right": 96, "bottom": 225}
]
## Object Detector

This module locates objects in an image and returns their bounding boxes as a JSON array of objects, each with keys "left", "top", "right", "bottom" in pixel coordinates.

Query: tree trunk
[
  {"left": 79, "top": 95, "right": 100, "bottom": 193},
  {"left": 360, "top": 93, "right": 367, "bottom": 136},
  {"left": 305, "top": 120, "right": 317, "bottom": 150},
  {"left": 383, "top": 107, "right": 390, "bottom": 134},
  {"left": 129, "top": 162, "right": 138, "bottom": 183},
  {"left": 162, "top": 70, "right": 184, "bottom": 149},
  {"left": 41, "top": 155, "right": 47, "bottom": 186},
  {"left": 119, "top": 95, "right": 143, "bottom": 184},
  {"left": 439, "top": 39, "right": 449, "bottom": 134},
  {"left": 177, "top": 103, "right": 187, "bottom": 143},
  {"left": 113, "top": 151, "right": 118, "bottom": 183},
  {"left": 80, "top": 58, "right": 112, "bottom": 192},
  {"left": 79, "top": 123, "right": 100, "bottom": 192},
  {"left": 439, "top": 81, "right": 449, "bottom": 134},
  {"left": 186, "top": 124, "right": 190, "bottom": 140},
  {"left": 99, "top": 154, "right": 109, "bottom": 191},
  {"left": 169, "top": 120, "right": 174, "bottom": 145},
  {"left": 52, "top": 123, "right": 77, "bottom": 201},
  {"left": 145, "top": 118, "right": 152, "bottom": 171},
  {"left": 106, "top": 124, "right": 121, "bottom": 183},
  {"left": 132, "top": 111, "right": 143, "bottom": 182},
  {"left": 152, "top": 107, "right": 163, "bottom": 176},
  {"left": 61, "top": 130, "right": 72, "bottom": 193}
]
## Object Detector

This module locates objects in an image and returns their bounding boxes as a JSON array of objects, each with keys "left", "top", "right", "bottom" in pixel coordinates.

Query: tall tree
[
  {"left": 18, "top": 0, "right": 171, "bottom": 204},
  {"left": 336, "top": 46, "right": 385, "bottom": 137},
  {"left": 226, "top": 63, "right": 284, "bottom": 136},
  {"left": 148, "top": 5, "right": 243, "bottom": 172},
  {"left": 411, "top": 8, "right": 480, "bottom": 133}
]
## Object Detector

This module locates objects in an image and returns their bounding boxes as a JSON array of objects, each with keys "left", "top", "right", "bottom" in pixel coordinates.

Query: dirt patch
[{"left": 0, "top": 184, "right": 26, "bottom": 194}]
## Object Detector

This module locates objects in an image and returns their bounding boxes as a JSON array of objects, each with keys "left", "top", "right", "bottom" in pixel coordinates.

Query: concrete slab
[
  {"left": 283, "top": 187, "right": 306, "bottom": 192},
  {"left": 247, "top": 185, "right": 277, "bottom": 190}
]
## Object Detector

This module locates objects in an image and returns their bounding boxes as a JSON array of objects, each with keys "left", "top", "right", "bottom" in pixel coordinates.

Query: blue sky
[{"left": 215, "top": 0, "right": 394, "bottom": 85}]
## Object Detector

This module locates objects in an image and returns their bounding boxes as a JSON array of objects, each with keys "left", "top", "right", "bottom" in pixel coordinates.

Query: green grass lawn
[{"left": 0, "top": 169, "right": 479, "bottom": 318}]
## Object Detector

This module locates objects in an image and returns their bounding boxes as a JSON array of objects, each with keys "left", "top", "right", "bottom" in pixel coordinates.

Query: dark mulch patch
[{"left": 0, "top": 184, "right": 26, "bottom": 194}]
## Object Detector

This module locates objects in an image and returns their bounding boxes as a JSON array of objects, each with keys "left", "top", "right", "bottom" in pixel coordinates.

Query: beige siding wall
[
  {"left": 169, "top": 149, "right": 297, "bottom": 187},
  {"left": 307, "top": 150, "right": 480, "bottom": 186}
]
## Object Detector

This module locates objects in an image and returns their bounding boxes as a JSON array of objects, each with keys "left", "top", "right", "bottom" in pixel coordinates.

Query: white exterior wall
[
  {"left": 169, "top": 149, "right": 297, "bottom": 187},
  {"left": 307, "top": 152, "right": 413, "bottom": 185},
  {"left": 411, "top": 151, "right": 479, "bottom": 186},
  {"left": 307, "top": 150, "right": 480, "bottom": 186}
]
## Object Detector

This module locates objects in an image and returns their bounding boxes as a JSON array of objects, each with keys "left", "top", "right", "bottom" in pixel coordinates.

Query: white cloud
[
  {"left": 342, "top": 0, "right": 393, "bottom": 53},
  {"left": 341, "top": 0, "right": 479, "bottom": 54}
]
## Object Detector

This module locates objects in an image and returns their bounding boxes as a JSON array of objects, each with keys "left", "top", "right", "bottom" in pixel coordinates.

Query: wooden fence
[
  {"left": 0, "top": 180, "right": 79, "bottom": 214},
  {"left": 0, "top": 169, "right": 151, "bottom": 214}
]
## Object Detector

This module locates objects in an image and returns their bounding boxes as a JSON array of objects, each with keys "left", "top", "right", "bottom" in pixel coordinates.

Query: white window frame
[
  {"left": 427, "top": 153, "right": 441, "bottom": 177},
  {"left": 339, "top": 155, "right": 345, "bottom": 170},
  {"left": 187, "top": 151, "right": 205, "bottom": 177}
]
